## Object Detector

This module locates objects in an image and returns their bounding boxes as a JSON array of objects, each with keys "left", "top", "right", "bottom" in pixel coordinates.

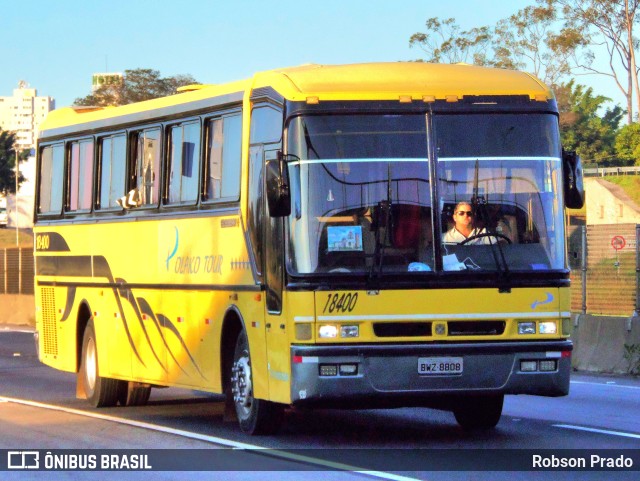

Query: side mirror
[
  {"left": 562, "top": 149, "right": 585, "bottom": 209},
  {"left": 265, "top": 152, "right": 291, "bottom": 217}
]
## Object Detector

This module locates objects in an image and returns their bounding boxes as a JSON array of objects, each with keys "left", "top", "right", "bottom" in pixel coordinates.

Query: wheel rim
[
  {"left": 231, "top": 354, "right": 253, "bottom": 419},
  {"left": 85, "top": 337, "right": 97, "bottom": 391}
]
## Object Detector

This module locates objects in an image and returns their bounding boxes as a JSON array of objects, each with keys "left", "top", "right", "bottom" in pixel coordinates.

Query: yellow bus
[{"left": 34, "top": 63, "right": 584, "bottom": 434}]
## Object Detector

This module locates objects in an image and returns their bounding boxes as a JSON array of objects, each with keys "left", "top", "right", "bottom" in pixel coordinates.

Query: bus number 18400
[{"left": 323, "top": 292, "right": 358, "bottom": 313}]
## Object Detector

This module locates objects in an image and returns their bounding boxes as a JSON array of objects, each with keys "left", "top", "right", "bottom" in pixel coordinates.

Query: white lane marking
[
  {"left": 571, "top": 380, "right": 640, "bottom": 391},
  {"left": 0, "top": 396, "right": 420, "bottom": 481},
  {"left": 318, "top": 311, "right": 570, "bottom": 322},
  {"left": 554, "top": 424, "right": 640, "bottom": 440}
]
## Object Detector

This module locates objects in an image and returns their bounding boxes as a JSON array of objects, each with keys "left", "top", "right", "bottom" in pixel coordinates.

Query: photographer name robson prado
[{"left": 532, "top": 454, "right": 634, "bottom": 468}]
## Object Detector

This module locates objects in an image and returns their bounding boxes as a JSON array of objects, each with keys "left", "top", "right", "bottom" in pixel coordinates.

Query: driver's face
[{"left": 454, "top": 204, "right": 473, "bottom": 228}]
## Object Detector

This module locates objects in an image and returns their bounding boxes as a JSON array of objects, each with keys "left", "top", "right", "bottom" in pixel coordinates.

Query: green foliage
[
  {"left": 408, "top": 4, "right": 633, "bottom": 167},
  {"left": 409, "top": 5, "right": 587, "bottom": 87},
  {"left": 603, "top": 175, "right": 640, "bottom": 206},
  {"left": 623, "top": 344, "right": 640, "bottom": 376},
  {"left": 74, "top": 69, "right": 199, "bottom": 107},
  {"left": 615, "top": 123, "right": 640, "bottom": 165},
  {"left": 0, "top": 129, "right": 26, "bottom": 195},
  {"left": 409, "top": 18, "right": 493, "bottom": 65},
  {"left": 556, "top": 80, "right": 624, "bottom": 165},
  {"left": 548, "top": 0, "right": 640, "bottom": 123},
  {"left": 493, "top": 4, "right": 587, "bottom": 86}
]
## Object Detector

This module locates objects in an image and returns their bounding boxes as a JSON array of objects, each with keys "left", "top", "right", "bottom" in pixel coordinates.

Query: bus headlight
[
  {"left": 539, "top": 322, "right": 557, "bottom": 334},
  {"left": 518, "top": 322, "right": 536, "bottom": 335},
  {"left": 340, "top": 325, "right": 359, "bottom": 338},
  {"left": 319, "top": 325, "right": 338, "bottom": 338}
]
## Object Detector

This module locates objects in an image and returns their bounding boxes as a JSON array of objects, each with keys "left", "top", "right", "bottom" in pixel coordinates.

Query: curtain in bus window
[
  {"left": 136, "top": 129, "right": 160, "bottom": 205},
  {"left": 207, "top": 119, "right": 223, "bottom": 199},
  {"left": 168, "top": 123, "right": 200, "bottom": 204},
  {"left": 39, "top": 144, "right": 64, "bottom": 214},
  {"left": 69, "top": 142, "right": 80, "bottom": 211},
  {"left": 99, "top": 135, "right": 126, "bottom": 209},
  {"left": 180, "top": 123, "right": 200, "bottom": 202},
  {"left": 221, "top": 115, "right": 241, "bottom": 198},
  {"left": 110, "top": 135, "right": 126, "bottom": 208},
  {"left": 79, "top": 140, "right": 94, "bottom": 210},
  {"left": 207, "top": 114, "right": 242, "bottom": 201},
  {"left": 70, "top": 140, "right": 94, "bottom": 211},
  {"left": 99, "top": 138, "right": 112, "bottom": 209},
  {"left": 39, "top": 147, "right": 53, "bottom": 213}
]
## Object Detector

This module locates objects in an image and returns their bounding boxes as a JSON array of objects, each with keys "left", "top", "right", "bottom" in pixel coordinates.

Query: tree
[
  {"left": 74, "top": 69, "right": 199, "bottom": 107},
  {"left": 615, "top": 122, "right": 640, "bottom": 164},
  {"left": 0, "top": 129, "right": 26, "bottom": 195},
  {"left": 548, "top": 0, "right": 640, "bottom": 123},
  {"left": 493, "top": 4, "right": 587, "bottom": 86},
  {"left": 409, "top": 18, "right": 493, "bottom": 65},
  {"left": 556, "top": 80, "right": 625, "bottom": 164},
  {"left": 409, "top": 9, "right": 585, "bottom": 88}
]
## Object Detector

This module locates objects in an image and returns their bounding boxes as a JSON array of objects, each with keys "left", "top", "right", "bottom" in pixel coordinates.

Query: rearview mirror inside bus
[
  {"left": 562, "top": 149, "right": 585, "bottom": 210},
  {"left": 266, "top": 154, "right": 291, "bottom": 217}
]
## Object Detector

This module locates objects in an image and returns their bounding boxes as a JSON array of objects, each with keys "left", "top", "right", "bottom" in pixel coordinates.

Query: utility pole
[{"left": 14, "top": 145, "right": 20, "bottom": 246}]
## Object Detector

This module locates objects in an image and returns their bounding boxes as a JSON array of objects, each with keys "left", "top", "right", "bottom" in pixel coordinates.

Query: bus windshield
[
  {"left": 286, "top": 114, "right": 432, "bottom": 274},
  {"left": 435, "top": 113, "right": 565, "bottom": 272},
  {"left": 286, "top": 112, "right": 566, "bottom": 275}
]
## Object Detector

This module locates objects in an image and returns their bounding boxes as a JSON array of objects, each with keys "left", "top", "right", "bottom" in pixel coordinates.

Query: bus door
[{"left": 262, "top": 147, "right": 290, "bottom": 403}]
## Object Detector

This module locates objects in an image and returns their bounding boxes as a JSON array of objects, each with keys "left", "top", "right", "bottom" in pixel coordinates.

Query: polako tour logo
[{"left": 166, "top": 226, "right": 179, "bottom": 271}]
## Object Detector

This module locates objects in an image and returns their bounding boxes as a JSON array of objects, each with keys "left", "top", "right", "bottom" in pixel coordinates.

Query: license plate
[{"left": 418, "top": 357, "right": 463, "bottom": 375}]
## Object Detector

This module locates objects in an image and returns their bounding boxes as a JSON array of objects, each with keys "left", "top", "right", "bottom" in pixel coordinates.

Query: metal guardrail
[{"left": 584, "top": 166, "right": 640, "bottom": 176}]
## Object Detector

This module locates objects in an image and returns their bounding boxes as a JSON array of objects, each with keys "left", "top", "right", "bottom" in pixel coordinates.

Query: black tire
[
  {"left": 230, "top": 331, "right": 284, "bottom": 435},
  {"left": 453, "top": 395, "right": 504, "bottom": 431},
  {"left": 117, "top": 381, "right": 152, "bottom": 407},
  {"left": 79, "top": 319, "right": 120, "bottom": 408}
]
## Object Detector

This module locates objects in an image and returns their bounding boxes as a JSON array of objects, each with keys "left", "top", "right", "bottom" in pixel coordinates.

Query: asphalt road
[{"left": 0, "top": 329, "right": 638, "bottom": 481}]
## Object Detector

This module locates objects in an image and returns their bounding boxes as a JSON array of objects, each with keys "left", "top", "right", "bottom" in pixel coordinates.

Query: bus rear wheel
[
  {"left": 230, "top": 331, "right": 284, "bottom": 435},
  {"left": 453, "top": 394, "right": 503, "bottom": 431},
  {"left": 79, "top": 320, "right": 120, "bottom": 408},
  {"left": 118, "top": 381, "right": 152, "bottom": 407}
]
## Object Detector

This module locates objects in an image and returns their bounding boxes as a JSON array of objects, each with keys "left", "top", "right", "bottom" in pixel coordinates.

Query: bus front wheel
[
  {"left": 230, "top": 331, "right": 284, "bottom": 435},
  {"left": 453, "top": 394, "right": 503, "bottom": 431},
  {"left": 79, "top": 320, "right": 120, "bottom": 408}
]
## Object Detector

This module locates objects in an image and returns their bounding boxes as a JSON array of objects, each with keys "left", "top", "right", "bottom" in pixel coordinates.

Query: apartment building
[{"left": 0, "top": 81, "right": 55, "bottom": 150}]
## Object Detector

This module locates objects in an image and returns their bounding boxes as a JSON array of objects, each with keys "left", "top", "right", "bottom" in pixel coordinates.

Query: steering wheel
[
  {"left": 459, "top": 232, "right": 512, "bottom": 245},
  {"left": 328, "top": 267, "right": 351, "bottom": 273}
]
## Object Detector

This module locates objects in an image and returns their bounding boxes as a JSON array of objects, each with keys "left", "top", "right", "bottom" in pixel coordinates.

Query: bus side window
[
  {"left": 204, "top": 114, "right": 242, "bottom": 202},
  {"left": 131, "top": 128, "right": 161, "bottom": 206},
  {"left": 167, "top": 121, "right": 200, "bottom": 205},
  {"left": 98, "top": 134, "right": 127, "bottom": 210},
  {"left": 67, "top": 139, "right": 94, "bottom": 212},
  {"left": 38, "top": 144, "right": 64, "bottom": 215}
]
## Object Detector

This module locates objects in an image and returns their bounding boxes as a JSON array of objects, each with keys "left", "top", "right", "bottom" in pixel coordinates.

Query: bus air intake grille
[
  {"left": 41, "top": 287, "right": 58, "bottom": 356},
  {"left": 448, "top": 321, "right": 506, "bottom": 336},
  {"left": 373, "top": 322, "right": 432, "bottom": 337}
]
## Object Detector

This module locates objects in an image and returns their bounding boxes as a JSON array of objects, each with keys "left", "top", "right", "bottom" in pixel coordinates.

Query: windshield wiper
[
  {"left": 368, "top": 165, "right": 394, "bottom": 289},
  {"left": 368, "top": 199, "right": 391, "bottom": 289},
  {"left": 471, "top": 161, "right": 511, "bottom": 293}
]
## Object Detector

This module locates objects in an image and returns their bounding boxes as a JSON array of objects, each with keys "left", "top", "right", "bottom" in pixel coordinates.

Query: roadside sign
[{"left": 611, "top": 235, "right": 626, "bottom": 251}]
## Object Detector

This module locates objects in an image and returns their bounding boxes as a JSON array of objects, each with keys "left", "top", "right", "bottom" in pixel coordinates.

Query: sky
[{"left": 0, "top": 0, "right": 622, "bottom": 110}]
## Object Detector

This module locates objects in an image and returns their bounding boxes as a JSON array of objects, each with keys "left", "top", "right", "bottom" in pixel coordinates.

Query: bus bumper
[{"left": 290, "top": 340, "right": 572, "bottom": 406}]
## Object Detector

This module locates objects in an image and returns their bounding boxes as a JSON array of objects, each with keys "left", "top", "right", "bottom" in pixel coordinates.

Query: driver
[{"left": 443, "top": 201, "right": 493, "bottom": 245}]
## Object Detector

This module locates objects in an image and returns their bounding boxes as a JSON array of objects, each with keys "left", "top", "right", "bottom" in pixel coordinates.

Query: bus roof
[
  {"left": 39, "top": 63, "right": 552, "bottom": 138},
  {"left": 256, "top": 62, "right": 552, "bottom": 102}
]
